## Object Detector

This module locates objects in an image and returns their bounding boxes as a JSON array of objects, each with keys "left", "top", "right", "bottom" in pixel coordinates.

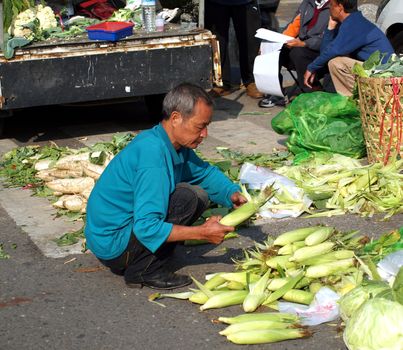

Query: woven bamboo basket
[{"left": 357, "top": 76, "right": 403, "bottom": 164}]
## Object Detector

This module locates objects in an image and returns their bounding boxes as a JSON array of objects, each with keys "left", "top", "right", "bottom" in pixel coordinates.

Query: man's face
[
  {"left": 173, "top": 99, "right": 213, "bottom": 149},
  {"left": 329, "top": 0, "right": 342, "bottom": 21}
]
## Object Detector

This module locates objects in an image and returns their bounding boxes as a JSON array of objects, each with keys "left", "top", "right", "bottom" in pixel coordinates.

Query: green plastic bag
[{"left": 271, "top": 92, "right": 366, "bottom": 160}]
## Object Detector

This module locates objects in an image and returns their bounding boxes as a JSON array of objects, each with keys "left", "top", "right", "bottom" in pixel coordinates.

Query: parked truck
[{"left": 0, "top": 0, "right": 221, "bottom": 133}]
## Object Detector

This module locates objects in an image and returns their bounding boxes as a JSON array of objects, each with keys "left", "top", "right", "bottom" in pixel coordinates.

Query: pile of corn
[
  {"left": 275, "top": 153, "right": 403, "bottom": 218},
  {"left": 34, "top": 151, "right": 113, "bottom": 213},
  {"left": 152, "top": 225, "right": 371, "bottom": 345}
]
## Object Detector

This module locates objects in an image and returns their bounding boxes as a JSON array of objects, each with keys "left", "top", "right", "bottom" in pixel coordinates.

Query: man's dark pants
[
  {"left": 98, "top": 183, "right": 209, "bottom": 284},
  {"left": 279, "top": 46, "right": 321, "bottom": 94}
]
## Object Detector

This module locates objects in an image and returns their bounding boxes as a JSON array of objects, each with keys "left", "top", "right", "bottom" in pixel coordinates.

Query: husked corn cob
[
  {"left": 204, "top": 274, "right": 226, "bottom": 290},
  {"left": 226, "top": 328, "right": 311, "bottom": 345},
  {"left": 200, "top": 290, "right": 248, "bottom": 311},
  {"left": 304, "top": 226, "right": 334, "bottom": 246},
  {"left": 243, "top": 270, "right": 271, "bottom": 312},
  {"left": 218, "top": 312, "right": 299, "bottom": 325},
  {"left": 305, "top": 258, "right": 355, "bottom": 278},
  {"left": 277, "top": 241, "right": 306, "bottom": 255},
  {"left": 268, "top": 277, "right": 311, "bottom": 291},
  {"left": 266, "top": 255, "right": 296, "bottom": 269},
  {"left": 219, "top": 320, "right": 296, "bottom": 336},
  {"left": 220, "top": 185, "right": 274, "bottom": 227},
  {"left": 299, "top": 250, "right": 355, "bottom": 266},
  {"left": 290, "top": 241, "right": 335, "bottom": 262},
  {"left": 189, "top": 290, "right": 229, "bottom": 305},
  {"left": 282, "top": 289, "right": 314, "bottom": 305},
  {"left": 220, "top": 272, "right": 261, "bottom": 285},
  {"left": 273, "top": 227, "right": 318, "bottom": 246}
]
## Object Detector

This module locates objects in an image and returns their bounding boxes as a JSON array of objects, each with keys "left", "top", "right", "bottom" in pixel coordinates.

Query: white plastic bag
[
  {"left": 239, "top": 162, "right": 312, "bottom": 219},
  {"left": 377, "top": 250, "right": 403, "bottom": 283},
  {"left": 278, "top": 287, "right": 341, "bottom": 326}
]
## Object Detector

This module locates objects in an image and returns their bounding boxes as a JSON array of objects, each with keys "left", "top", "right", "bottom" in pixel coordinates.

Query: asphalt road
[{"left": 1, "top": 88, "right": 402, "bottom": 350}]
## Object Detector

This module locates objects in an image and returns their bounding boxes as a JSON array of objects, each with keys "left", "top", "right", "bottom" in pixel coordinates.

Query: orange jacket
[{"left": 282, "top": 14, "right": 301, "bottom": 38}]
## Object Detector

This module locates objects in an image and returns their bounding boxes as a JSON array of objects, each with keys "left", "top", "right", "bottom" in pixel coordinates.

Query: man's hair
[
  {"left": 333, "top": 0, "right": 358, "bottom": 13},
  {"left": 162, "top": 82, "right": 213, "bottom": 120}
]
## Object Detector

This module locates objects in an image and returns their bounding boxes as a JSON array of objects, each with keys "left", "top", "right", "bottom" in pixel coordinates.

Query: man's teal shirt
[{"left": 85, "top": 124, "right": 240, "bottom": 260}]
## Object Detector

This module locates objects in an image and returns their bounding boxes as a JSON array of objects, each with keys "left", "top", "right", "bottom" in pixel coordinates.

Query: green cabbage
[
  {"left": 343, "top": 298, "right": 403, "bottom": 350},
  {"left": 338, "top": 281, "right": 392, "bottom": 321}
]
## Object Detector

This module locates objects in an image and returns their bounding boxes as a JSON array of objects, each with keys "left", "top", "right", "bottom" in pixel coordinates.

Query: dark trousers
[
  {"left": 279, "top": 46, "right": 321, "bottom": 94},
  {"left": 205, "top": 1, "right": 261, "bottom": 87},
  {"left": 98, "top": 183, "right": 209, "bottom": 283}
]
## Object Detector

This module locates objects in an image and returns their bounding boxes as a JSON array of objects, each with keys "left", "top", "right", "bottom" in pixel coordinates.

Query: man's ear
[{"left": 171, "top": 111, "right": 183, "bottom": 126}]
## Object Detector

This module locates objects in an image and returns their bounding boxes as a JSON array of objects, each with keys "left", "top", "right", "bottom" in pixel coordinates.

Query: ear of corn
[
  {"left": 290, "top": 241, "right": 335, "bottom": 262},
  {"left": 227, "top": 280, "right": 247, "bottom": 290},
  {"left": 242, "top": 269, "right": 271, "bottom": 312},
  {"left": 226, "top": 328, "right": 311, "bottom": 345},
  {"left": 219, "top": 185, "right": 275, "bottom": 227},
  {"left": 305, "top": 258, "right": 355, "bottom": 278},
  {"left": 190, "top": 276, "right": 214, "bottom": 298},
  {"left": 282, "top": 289, "right": 314, "bottom": 305},
  {"left": 263, "top": 272, "right": 304, "bottom": 305},
  {"left": 299, "top": 250, "right": 355, "bottom": 266},
  {"left": 304, "top": 226, "right": 334, "bottom": 246},
  {"left": 200, "top": 290, "right": 248, "bottom": 311},
  {"left": 189, "top": 290, "right": 229, "bottom": 304},
  {"left": 277, "top": 241, "right": 306, "bottom": 255},
  {"left": 204, "top": 274, "right": 226, "bottom": 290},
  {"left": 219, "top": 320, "right": 295, "bottom": 336},
  {"left": 218, "top": 312, "right": 300, "bottom": 325},
  {"left": 309, "top": 282, "right": 323, "bottom": 294},
  {"left": 221, "top": 272, "right": 261, "bottom": 285},
  {"left": 266, "top": 255, "right": 296, "bottom": 269},
  {"left": 273, "top": 227, "right": 318, "bottom": 246}
]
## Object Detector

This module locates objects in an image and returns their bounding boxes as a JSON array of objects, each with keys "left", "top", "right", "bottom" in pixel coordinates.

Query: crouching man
[
  {"left": 84, "top": 83, "right": 247, "bottom": 290},
  {"left": 304, "top": 0, "right": 394, "bottom": 96}
]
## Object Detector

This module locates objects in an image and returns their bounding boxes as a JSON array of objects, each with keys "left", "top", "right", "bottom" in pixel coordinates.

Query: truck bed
[{"left": 0, "top": 24, "right": 219, "bottom": 111}]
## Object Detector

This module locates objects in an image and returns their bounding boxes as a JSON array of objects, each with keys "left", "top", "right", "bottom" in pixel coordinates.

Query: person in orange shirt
[{"left": 259, "top": 0, "right": 330, "bottom": 108}]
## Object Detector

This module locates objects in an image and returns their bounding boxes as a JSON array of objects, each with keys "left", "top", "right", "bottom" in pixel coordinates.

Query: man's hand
[
  {"left": 328, "top": 17, "right": 338, "bottom": 30},
  {"left": 285, "top": 38, "right": 306, "bottom": 48},
  {"left": 230, "top": 192, "right": 248, "bottom": 208},
  {"left": 200, "top": 216, "right": 235, "bottom": 244},
  {"left": 304, "top": 69, "right": 316, "bottom": 88}
]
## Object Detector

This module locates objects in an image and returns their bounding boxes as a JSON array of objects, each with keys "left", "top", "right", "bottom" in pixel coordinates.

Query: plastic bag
[
  {"left": 377, "top": 250, "right": 403, "bottom": 283},
  {"left": 239, "top": 162, "right": 312, "bottom": 219},
  {"left": 271, "top": 92, "right": 366, "bottom": 160},
  {"left": 278, "top": 287, "right": 340, "bottom": 326}
]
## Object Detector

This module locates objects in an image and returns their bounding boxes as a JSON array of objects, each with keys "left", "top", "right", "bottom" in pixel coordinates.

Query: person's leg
[
  {"left": 232, "top": 3, "right": 263, "bottom": 98},
  {"left": 103, "top": 183, "right": 209, "bottom": 289},
  {"left": 205, "top": 1, "right": 232, "bottom": 91},
  {"left": 328, "top": 56, "right": 361, "bottom": 96},
  {"left": 288, "top": 47, "right": 320, "bottom": 93}
]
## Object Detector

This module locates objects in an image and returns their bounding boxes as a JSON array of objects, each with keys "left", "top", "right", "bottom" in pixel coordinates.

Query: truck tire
[{"left": 144, "top": 94, "right": 165, "bottom": 123}]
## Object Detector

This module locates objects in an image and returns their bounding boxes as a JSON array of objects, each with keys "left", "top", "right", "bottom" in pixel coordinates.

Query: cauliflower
[
  {"left": 35, "top": 4, "right": 57, "bottom": 30},
  {"left": 7, "top": 4, "right": 58, "bottom": 40},
  {"left": 8, "top": 8, "right": 36, "bottom": 39}
]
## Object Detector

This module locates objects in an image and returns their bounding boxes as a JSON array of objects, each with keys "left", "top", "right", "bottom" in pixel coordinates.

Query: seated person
[
  {"left": 259, "top": 0, "right": 330, "bottom": 108},
  {"left": 304, "top": 0, "right": 394, "bottom": 96}
]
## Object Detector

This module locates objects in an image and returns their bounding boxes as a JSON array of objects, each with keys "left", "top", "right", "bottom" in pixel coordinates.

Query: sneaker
[
  {"left": 258, "top": 95, "right": 287, "bottom": 108},
  {"left": 246, "top": 83, "right": 264, "bottom": 99},
  {"left": 158, "top": 8, "right": 180, "bottom": 23},
  {"left": 208, "top": 86, "right": 233, "bottom": 98}
]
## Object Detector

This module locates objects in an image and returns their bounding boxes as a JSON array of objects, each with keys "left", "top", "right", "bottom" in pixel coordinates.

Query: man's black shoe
[{"left": 125, "top": 271, "right": 192, "bottom": 290}]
